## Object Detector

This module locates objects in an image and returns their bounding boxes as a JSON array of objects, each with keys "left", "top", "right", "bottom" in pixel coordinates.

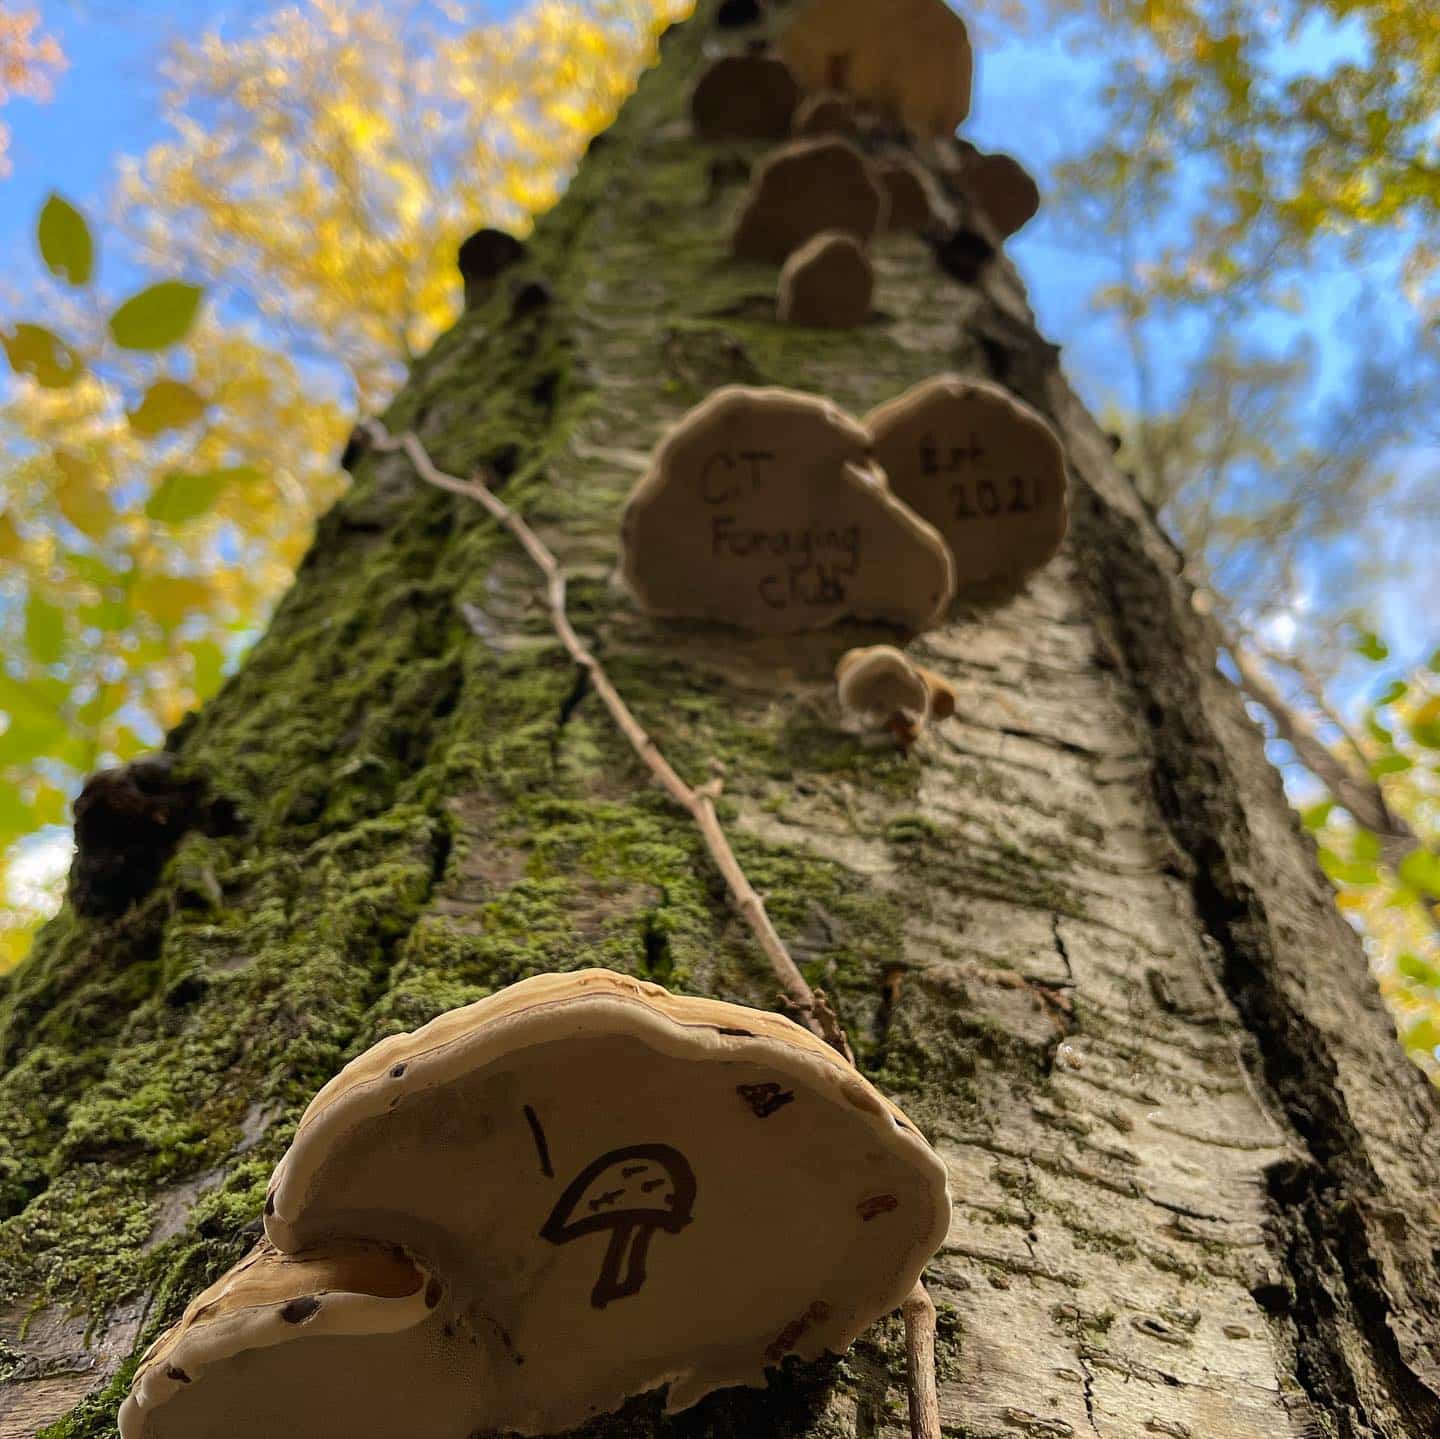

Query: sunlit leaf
[
  {"left": 1301, "top": 800, "right": 1335, "bottom": 831},
  {"left": 145, "top": 467, "right": 252, "bottom": 525},
  {"left": 1408, "top": 697, "right": 1440, "bottom": 750},
  {"left": 1376, "top": 680, "right": 1408, "bottom": 707},
  {"left": 128, "top": 379, "right": 207, "bottom": 436},
  {"left": 132, "top": 574, "right": 216, "bottom": 627},
  {"left": 2, "top": 323, "right": 83, "bottom": 388},
  {"left": 188, "top": 638, "right": 227, "bottom": 696},
  {"left": 0, "top": 676, "right": 69, "bottom": 765},
  {"left": 25, "top": 594, "right": 66, "bottom": 667},
  {"left": 1397, "top": 849, "right": 1440, "bottom": 900},
  {"left": 1354, "top": 632, "right": 1389, "bottom": 663},
  {"left": 1397, "top": 952, "right": 1440, "bottom": 989},
  {"left": 108, "top": 282, "right": 205, "bottom": 351},
  {"left": 52, "top": 452, "right": 113, "bottom": 539},
  {"left": 37, "top": 193, "right": 95, "bottom": 287},
  {"left": 1370, "top": 753, "right": 1414, "bottom": 778}
]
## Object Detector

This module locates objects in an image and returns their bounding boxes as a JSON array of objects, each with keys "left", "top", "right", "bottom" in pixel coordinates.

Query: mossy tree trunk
[{"left": 4, "top": 5, "right": 1439, "bottom": 1437}]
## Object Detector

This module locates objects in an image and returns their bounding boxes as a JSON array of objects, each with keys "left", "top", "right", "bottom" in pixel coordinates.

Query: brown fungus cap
[
  {"left": 777, "top": 230, "right": 874, "bottom": 328},
  {"left": 876, "top": 155, "right": 937, "bottom": 232},
  {"left": 792, "top": 89, "right": 858, "bottom": 138},
  {"left": 691, "top": 52, "right": 800, "bottom": 141},
  {"left": 734, "top": 136, "right": 887, "bottom": 263},
  {"left": 782, "top": 0, "right": 973, "bottom": 138},
  {"left": 867, "top": 374, "right": 1069, "bottom": 591},
  {"left": 118, "top": 1240, "right": 455, "bottom": 1439},
  {"left": 265, "top": 970, "right": 951, "bottom": 1434},
  {"left": 837, "top": 645, "right": 930, "bottom": 725},
  {"left": 958, "top": 149, "right": 1041, "bottom": 239},
  {"left": 619, "top": 386, "right": 954, "bottom": 634}
]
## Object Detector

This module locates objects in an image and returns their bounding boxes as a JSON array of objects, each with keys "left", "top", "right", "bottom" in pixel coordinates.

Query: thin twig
[
  {"left": 903, "top": 1280, "right": 942, "bottom": 1439},
  {"left": 358, "top": 420, "right": 853, "bottom": 1062},
  {"left": 359, "top": 421, "right": 947, "bottom": 1436}
]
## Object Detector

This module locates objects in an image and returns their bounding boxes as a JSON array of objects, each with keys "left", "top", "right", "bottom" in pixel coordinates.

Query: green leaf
[
  {"left": 145, "top": 467, "right": 251, "bottom": 526},
  {"left": 128, "top": 379, "right": 207, "bottom": 437},
  {"left": 1351, "top": 828, "right": 1381, "bottom": 863},
  {"left": 1376, "top": 680, "right": 1408, "bottom": 707},
  {"left": 1300, "top": 799, "right": 1335, "bottom": 831},
  {"left": 1397, "top": 848, "right": 1440, "bottom": 900},
  {"left": 1402, "top": 1015, "right": 1440, "bottom": 1056},
  {"left": 2, "top": 324, "right": 83, "bottom": 389},
  {"left": 25, "top": 594, "right": 66, "bottom": 666},
  {"left": 108, "top": 282, "right": 204, "bottom": 352},
  {"left": 1369, "top": 753, "right": 1414, "bottom": 778},
  {"left": 1396, "top": 952, "right": 1440, "bottom": 988},
  {"left": 1408, "top": 697, "right": 1440, "bottom": 750},
  {"left": 1319, "top": 849, "right": 1379, "bottom": 887},
  {"left": 1354, "top": 631, "right": 1389, "bottom": 662},
  {"left": 188, "top": 638, "right": 227, "bottom": 696},
  {"left": 0, "top": 675, "right": 69, "bottom": 766},
  {"left": 37, "top": 194, "right": 95, "bottom": 287}
]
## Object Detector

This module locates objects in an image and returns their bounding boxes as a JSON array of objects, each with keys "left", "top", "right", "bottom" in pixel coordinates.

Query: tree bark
[{"left": 3, "top": 4, "right": 1439, "bottom": 1437}]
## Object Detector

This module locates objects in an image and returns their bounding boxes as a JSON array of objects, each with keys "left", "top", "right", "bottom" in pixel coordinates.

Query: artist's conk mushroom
[
  {"left": 621, "top": 386, "right": 954, "bottom": 633},
  {"left": 783, "top": 0, "right": 973, "bottom": 138},
  {"left": 867, "top": 374, "right": 1069, "bottom": 591},
  {"left": 691, "top": 52, "right": 800, "bottom": 141},
  {"left": 778, "top": 230, "right": 874, "bottom": 328},
  {"left": 257, "top": 969, "right": 951, "bottom": 1435},
  {"left": 119, "top": 1240, "right": 454, "bottom": 1438},
  {"left": 734, "top": 137, "right": 887, "bottom": 263}
]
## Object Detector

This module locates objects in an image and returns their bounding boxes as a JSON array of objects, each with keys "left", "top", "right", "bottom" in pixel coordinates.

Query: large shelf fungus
[
  {"left": 955, "top": 148, "right": 1041, "bottom": 239},
  {"left": 867, "top": 375, "right": 1069, "bottom": 591},
  {"left": 733, "top": 137, "right": 888, "bottom": 264},
  {"left": 620, "top": 386, "right": 954, "bottom": 634},
  {"left": 201, "top": 969, "right": 952, "bottom": 1437},
  {"left": 782, "top": 0, "right": 973, "bottom": 139}
]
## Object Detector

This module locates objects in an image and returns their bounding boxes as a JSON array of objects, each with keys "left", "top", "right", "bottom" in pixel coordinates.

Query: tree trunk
[{"left": 3, "top": 5, "right": 1438, "bottom": 1436}]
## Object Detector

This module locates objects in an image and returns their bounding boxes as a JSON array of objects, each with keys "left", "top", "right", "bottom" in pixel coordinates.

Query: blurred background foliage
[{"left": 0, "top": 0, "right": 1436, "bottom": 1074}]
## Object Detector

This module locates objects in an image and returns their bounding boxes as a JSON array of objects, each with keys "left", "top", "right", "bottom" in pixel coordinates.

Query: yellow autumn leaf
[
  {"left": 128, "top": 378, "right": 208, "bottom": 436},
  {"left": 52, "top": 451, "right": 113, "bottom": 539}
]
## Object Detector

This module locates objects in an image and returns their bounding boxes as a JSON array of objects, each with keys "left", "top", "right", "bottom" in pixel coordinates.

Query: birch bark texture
[{"left": 2, "top": 4, "right": 1439, "bottom": 1438}]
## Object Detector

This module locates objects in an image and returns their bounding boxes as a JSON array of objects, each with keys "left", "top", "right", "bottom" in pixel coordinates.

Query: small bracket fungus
[
  {"left": 957, "top": 149, "right": 1041, "bottom": 239},
  {"left": 782, "top": 0, "right": 973, "bottom": 138},
  {"left": 621, "top": 386, "right": 954, "bottom": 634},
  {"left": 691, "top": 52, "right": 800, "bottom": 141},
  {"left": 777, "top": 230, "right": 874, "bottom": 328},
  {"left": 792, "top": 89, "right": 858, "bottom": 138},
  {"left": 836, "top": 645, "right": 931, "bottom": 748},
  {"left": 249, "top": 970, "right": 949, "bottom": 1435},
  {"left": 119, "top": 1241, "right": 446, "bottom": 1438},
  {"left": 734, "top": 137, "right": 887, "bottom": 264},
  {"left": 876, "top": 155, "right": 936, "bottom": 232},
  {"left": 867, "top": 374, "right": 1069, "bottom": 591}
]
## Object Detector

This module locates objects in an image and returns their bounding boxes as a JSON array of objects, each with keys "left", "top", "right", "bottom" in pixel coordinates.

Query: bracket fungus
[
  {"left": 236, "top": 969, "right": 950, "bottom": 1435},
  {"left": 867, "top": 374, "right": 1069, "bottom": 591},
  {"left": 621, "top": 386, "right": 954, "bottom": 634},
  {"left": 782, "top": 0, "right": 973, "bottom": 139},
  {"left": 691, "top": 52, "right": 800, "bottom": 141},
  {"left": 777, "top": 230, "right": 874, "bottom": 328},
  {"left": 733, "top": 137, "right": 887, "bottom": 264},
  {"left": 956, "top": 149, "right": 1041, "bottom": 239},
  {"left": 119, "top": 1241, "right": 447, "bottom": 1438},
  {"left": 836, "top": 646, "right": 956, "bottom": 749},
  {"left": 792, "top": 89, "right": 858, "bottom": 138},
  {"left": 876, "top": 155, "right": 936, "bottom": 232}
]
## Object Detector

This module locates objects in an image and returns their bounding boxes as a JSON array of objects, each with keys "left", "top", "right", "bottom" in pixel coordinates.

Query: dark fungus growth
[
  {"left": 339, "top": 422, "right": 372, "bottom": 474},
  {"left": 716, "top": 0, "right": 765, "bottom": 25},
  {"left": 930, "top": 225, "right": 996, "bottom": 284},
  {"left": 508, "top": 279, "right": 554, "bottom": 321},
  {"left": 68, "top": 753, "right": 236, "bottom": 918},
  {"left": 457, "top": 227, "right": 527, "bottom": 309}
]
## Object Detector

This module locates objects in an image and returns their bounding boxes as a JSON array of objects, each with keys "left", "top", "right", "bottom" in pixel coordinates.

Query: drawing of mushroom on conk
[{"left": 540, "top": 1143, "right": 697, "bottom": 1308}]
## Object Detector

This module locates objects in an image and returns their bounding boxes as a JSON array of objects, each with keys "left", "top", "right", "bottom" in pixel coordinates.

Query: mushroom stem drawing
[{"left": 356, "top": 421, "right": 937, "bottom": 1439}]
